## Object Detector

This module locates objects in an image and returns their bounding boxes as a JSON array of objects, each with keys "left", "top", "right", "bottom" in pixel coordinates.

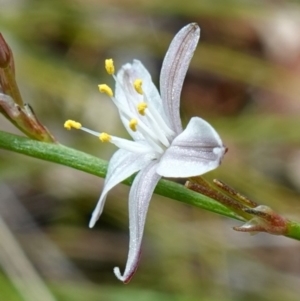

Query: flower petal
[
  {"left": 113, "top": 161, "right": 161, "bottom": 283},
  {"left": 159, "top": 23, "right": 200, "bottom": 134},
  {"left": 115, "top": 60, "right": 166, "bottom": 140},
  {"left": 89, "top": 149, "right": 154, "bottom": 228},
  {"left": 156, "top": 117, "right": 226, "bottom": 178}
]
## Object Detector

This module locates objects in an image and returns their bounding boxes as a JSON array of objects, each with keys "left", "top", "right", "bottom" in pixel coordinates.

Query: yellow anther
[
  {"left": 129, "top": 119, "right": 138, "bottom": 132},
  {"left": 134, "top": 79, "right": 143, "bottom": 95},
  {"left": 64, "top": 120, "right": 82, "bottom": 130},
  {"left": 105, "top": 59, "right": 115, "bottom": 75},
  {"left": 137, "top": 102, "right": 148, "bottom": 115},
  {"left": 98, "top": 84, "right": 113, "bottom": 97},
  {"left": 99, "top": 132, "right": 111, "bottom": 142}
]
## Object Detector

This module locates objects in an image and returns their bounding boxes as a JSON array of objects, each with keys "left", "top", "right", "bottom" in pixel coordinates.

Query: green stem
[
  {"left": 286, "top": 221, "right": 300, "bottom": 240},
  {"left": 0, "top": 130, "right": 300, "bottom": 241}
]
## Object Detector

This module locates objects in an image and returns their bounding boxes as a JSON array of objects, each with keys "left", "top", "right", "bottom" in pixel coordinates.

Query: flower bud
[
  {"left": 0, "top": 34, "right": 11, "bottom": 68},
  {"left": 234, "top": 205, "right": 288, "bottom": 235}
]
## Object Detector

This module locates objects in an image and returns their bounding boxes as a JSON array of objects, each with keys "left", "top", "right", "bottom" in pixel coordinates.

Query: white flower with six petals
[{"left": 64, "top": 23, "right": 226, "bottom": 283}]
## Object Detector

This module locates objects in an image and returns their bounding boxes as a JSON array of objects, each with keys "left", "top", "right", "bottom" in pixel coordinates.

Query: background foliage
[{"left": 1, "top": 0, "right": 300, "bottom": 300}]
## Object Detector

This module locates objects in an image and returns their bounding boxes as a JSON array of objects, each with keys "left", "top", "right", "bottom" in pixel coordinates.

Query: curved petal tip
[
  {"left": 113, "top": 267, "right": 123, "bottom": 281},
  {"left": 113, "top": 266, "right": 135, "bottom": 284}
]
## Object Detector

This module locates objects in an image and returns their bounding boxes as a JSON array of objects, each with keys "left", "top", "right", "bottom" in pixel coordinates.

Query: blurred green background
[{"left": 1, "top": 0, "right": 300, "bottom": 300}]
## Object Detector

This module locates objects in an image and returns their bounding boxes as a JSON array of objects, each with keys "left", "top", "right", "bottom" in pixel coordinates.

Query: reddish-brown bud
[
  {"left": 0, "top": 33, "right": 11, "bottom": 68},
  {"left": 234, "top": 205, "right": 288, "bottom": 235},
  {"left": 186, "top": 177, "right": 289, "bottom": 237}
]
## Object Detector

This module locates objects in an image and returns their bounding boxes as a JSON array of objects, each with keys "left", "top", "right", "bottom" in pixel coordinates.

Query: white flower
[{"left": 64, "top": 23, "right": 226, "bottom": 283}]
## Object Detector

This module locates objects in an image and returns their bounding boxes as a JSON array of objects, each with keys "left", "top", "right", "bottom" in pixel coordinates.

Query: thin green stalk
[
  {"left": 286, "top": 221, "right": 300, "bottom": 240},
  {"left": 0, "top": 130, "right": 300, "bottom": 241}
]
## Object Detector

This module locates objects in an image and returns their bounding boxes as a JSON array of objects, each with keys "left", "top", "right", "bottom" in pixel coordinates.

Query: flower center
[{"left": 64, "top": 59, "right": 175, "bottom": 157}]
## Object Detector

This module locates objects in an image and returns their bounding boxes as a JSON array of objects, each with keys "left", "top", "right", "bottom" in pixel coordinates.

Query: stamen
[
  {"left": 99, "top": 132, "right": 111, "bottom": 142},
  {"left": 110, "top": 136, "right": 155, "bottom": 154},
  {"left": 134, "top": 79, "right": 143, "bottom": 95},
  {"left": 80, "top": 126, "right": 101, "bottom": 136},
  {"left": 129, "top": 119, "right": 138, "bottom": 132},
  {"left": 97, "top": 80, "right": 134, "bottom": 124},
  {"left": 137, "top": 102, "right": 148, "bottom": 115},
  {"left": 64, "top": 120, "right": 82, "bottom": 130},
  {"left": 64, "top": 117, "right": 158, "bottom": 155},
  {"left": 133, "top": 120, "right": 165, "bottom": 154},
  {"left": 137, "top": 100, "right": 172, "bottom": 147},
  {"left": 143, "top": 92, "right": 175, "bottom": 138},
  {"left": 98, "top": 84, "right": 113, "bottom": 97},
  {"left": 105, "top": 59, "right": 115, "bottom": 75}
]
